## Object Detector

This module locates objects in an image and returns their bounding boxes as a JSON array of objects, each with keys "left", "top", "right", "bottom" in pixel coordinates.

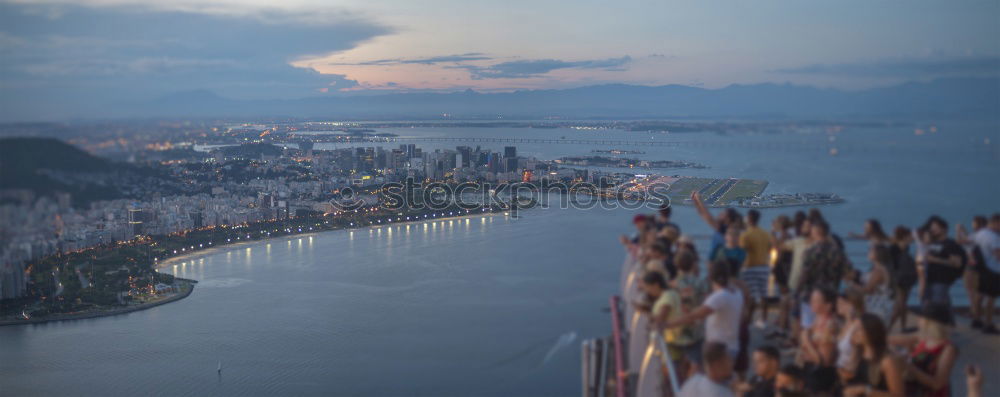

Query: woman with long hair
[
  {"left": 842, "top": 314, "right": 904, "bottom": 397},
  {"left": 836, "top": 289, "right": 865, "bottom": 383},
  {"left": 798, "top": 288, "right": 840, "bottom": 394},
  {"left": 853, "top": 245, "right": 894, "bottom": 324},
  {"left": 852, "top": 219, "right": 892, "bottom": 249}
]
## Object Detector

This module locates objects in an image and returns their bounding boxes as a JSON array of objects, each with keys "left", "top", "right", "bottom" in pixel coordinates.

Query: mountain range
[{"left": 105, "top": 77, "right": 1000, "bottom": 120}]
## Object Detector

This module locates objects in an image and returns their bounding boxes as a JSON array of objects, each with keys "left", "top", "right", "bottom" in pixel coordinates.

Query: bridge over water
[
  {"left": 306, "top": 136, "right": 996, "bottom": 156},
  {"left": 352, "top": 136, "right": 837, "bottom": 150}
]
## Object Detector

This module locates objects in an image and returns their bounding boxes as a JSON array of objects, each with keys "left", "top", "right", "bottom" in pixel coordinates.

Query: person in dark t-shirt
[{"left": 921, "top": 216, "right": 966, "bottom": 307}]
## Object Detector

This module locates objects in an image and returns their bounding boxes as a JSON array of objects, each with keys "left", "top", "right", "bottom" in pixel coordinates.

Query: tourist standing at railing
[
  {"left": 671, "top": 249, "right": 708, "bottom": 378},
  {"left": 740, "top": 209, "right": 773, "bottom": 331},
  {"left": 798, "top": 288, "right": 841, "bottom": 395},
  {"left": 955, "top": 216, "right": 986, "bottom": 331},
  {"left": 770, "top": 215, "right": 795, "bottom": 341},
  {"left": 715, "top": 228, "right": 747, "bottom": 279},
  {"left": 808, "top": 209, "right": 846, "bottom": 251},
  {"left": 785, "top": 214, "right": 812, "bottom": 344},
  {"left": 644, "top": 239, "right": 677, "bottom": 282},
  {"left": 656, "top": 203, "right": 681, "bottom": 235},
  {"left": 665, "top": 261, "right": 744, "bottom": 363},
  {"left": 849, "top": 219, "right": 892, "bottom": 251},
  {"left": 798, "top": 220, "right": 850, "bottom": 330},
  {"left": 919, "top": 216, "right": 966, "bottom": 309},
  {"left": 970, "top": 214, "right": 1000, "bottom": 335},
  {"left": 637, "top": 271, "right": 684, "bottom": 360},
  {"left": 888, "top": 226, "right": 918, "bottom": 333},
  {"left": 841, "top": 314, "right": 905, "bottom": 397},
  {"left": 676, "top": 235, "right": 700, "bottom": 277},
  {"left": 852, "top": 245, "right": 894, "bottom": 325},
  {"left": 678, "top": 342, "right": 736, "bottom": 397},
  {"left": 620, "top": 214, "right": 655, "bottom": 253},
  {"left": 691, "top": 191, "right": 742, "bottom": 260},
  {"left": 963, "top": 214, "right": 1000, "bottom": 335}
]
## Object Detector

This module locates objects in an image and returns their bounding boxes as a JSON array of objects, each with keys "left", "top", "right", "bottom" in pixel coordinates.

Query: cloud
[
  {"left": 0, "top": 1, "right": 390, "bottom": 119},
  {"left": 456, "top": 56, "right": 633, "bottom": 79},
  {"left": 773, "top": 56, "right": 1000, "bottom": 78},
  {"left": 333, "top": 53, "right": 493, "bottom": 66}
]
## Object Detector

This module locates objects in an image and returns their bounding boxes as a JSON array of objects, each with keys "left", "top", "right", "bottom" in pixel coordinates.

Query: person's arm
[
  {"left": 967, "top": 365, "right": 983, "bottom": 397},
  {"left": 690, "top": 191, "right": 718, "bottom": 230},
  {"left": 858, "top": 266, "right": 885, "bottom": 294},
  {"left": 926, "top": 252, "right": 962, "bottom": 268},
  {"left": 664, "top": 304, "right": 712, "bottom": 329},
  {"left": 799, "top": 329, "right": 820, "bottom": 363},
  {"left": 907, "top": 344, "right": 957, "bottom": 392},
  {"left": 816, "top": 338, "right": 838, "bottom": 367},
  {"left": 880, "top": 355, "right": 906, "bottom": 397},
  {"left": 887, "top": 334, "right": 919, "bottom": 348},
  {"left": 650, "top": 302, "right": 672, "bottom": 326}
]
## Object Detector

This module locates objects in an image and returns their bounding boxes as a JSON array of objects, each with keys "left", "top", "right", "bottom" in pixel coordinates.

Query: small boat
[{"left": 217, "top": 361, "right": 222, "bottom": 373}]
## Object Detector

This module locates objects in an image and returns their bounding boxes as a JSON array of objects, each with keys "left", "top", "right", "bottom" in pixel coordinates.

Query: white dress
[{"left": 864, "top": 270, "right": 894, "bottom": 323}]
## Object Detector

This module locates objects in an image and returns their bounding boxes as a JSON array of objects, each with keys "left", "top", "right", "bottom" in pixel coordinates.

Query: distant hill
[
  {"left": 0, "top": 138, "right": 122, "bottom": 204},
  {"left": 0, "top": 138, "right": 184, "bottom": 205},
  {"left": 122, "top": 77, "right": 1000, "bottom": 120}
]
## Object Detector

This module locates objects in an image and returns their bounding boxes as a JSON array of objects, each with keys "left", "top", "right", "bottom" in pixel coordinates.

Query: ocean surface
[{"left": 2, "top": 121, "right": 998, "bottom": 396}]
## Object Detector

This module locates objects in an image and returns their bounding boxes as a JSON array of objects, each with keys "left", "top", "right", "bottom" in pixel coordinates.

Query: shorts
[
  {"left": 672, "top": 340, "right": 704, "bottom": 367},
  {"left": 773, "top": 262, "right": 790, "bottom": 290},
  {"left": 921, "top": 283, "right": 952, "bottom": 307},
  {"left": 979, "top": 267, "right": 1000, "bottom": 297},
  {"left": 727, "top": 259, "right": 742, "bottom": 279},
  {"left": 741, "top": 266, "right": 770, "bottom": 300}
]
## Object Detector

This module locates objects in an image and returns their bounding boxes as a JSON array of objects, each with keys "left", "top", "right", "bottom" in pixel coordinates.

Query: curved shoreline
[
  {"left": 155, "top": 209, "right": 512, "bottom": 269},
  {"left": 0, "top": 278, "right": 197, "bottom": 327},
  {"left": 2, "top": 209, "right": 514, "bottom": 327}
]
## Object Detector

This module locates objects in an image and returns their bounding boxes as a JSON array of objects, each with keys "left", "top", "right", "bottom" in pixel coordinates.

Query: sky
[{"left": 0, "top": 0, "right": 998, "bottom": 112}]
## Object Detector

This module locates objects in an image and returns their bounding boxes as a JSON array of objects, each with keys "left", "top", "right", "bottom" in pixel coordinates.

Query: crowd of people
[{"left": 620, "top": 191, "right": 999, "bottom": 397}]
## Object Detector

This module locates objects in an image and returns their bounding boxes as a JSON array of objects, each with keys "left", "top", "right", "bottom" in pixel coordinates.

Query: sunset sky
[{"left": 1, "top": 0, "right": 998, "bottom": 102}]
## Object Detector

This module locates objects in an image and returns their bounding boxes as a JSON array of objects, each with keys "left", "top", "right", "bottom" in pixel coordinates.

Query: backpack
[{"left": 892, "top": 247, "right": 918, "bottom": 290}]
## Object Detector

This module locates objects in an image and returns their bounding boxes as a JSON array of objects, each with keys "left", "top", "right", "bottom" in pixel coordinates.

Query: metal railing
[
  {"left": 609, "top": 295, "right": 628, "bottom": 397},
  {"left": 653, "top": 332, "right": 682, "bottom": 396}
]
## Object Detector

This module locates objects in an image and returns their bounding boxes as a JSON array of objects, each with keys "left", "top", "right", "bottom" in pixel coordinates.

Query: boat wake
[
  {"left": 542, "top": 331, "right": 577, "bottom": 365},
  {"left": 480, "top": 331, "right": 578, "bottom": 370}
]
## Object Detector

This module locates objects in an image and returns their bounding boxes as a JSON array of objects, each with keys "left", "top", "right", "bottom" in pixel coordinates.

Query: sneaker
[
  {"left": 765, "top": 330, "right": 785, "bottom": 340},
  {"left": 972, "top": 319, "right": 984, "bottom": 329},
  {"left": 983, "top": 325, "right": 1000, "bottom": 335},
  {"left": 754, "top": 320, "right": 767, "bottom": 330}
]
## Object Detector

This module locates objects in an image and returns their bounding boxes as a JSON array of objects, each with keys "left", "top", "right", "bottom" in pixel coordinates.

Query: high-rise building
[
  {"left": 457, "top": 146, "right": 472, "bottom": 167},
  {"left": 504, "top": 157, "right": 518, "bottom": 173},
  {"left": 504, "top": 146, "right": 517, "bottom": 159}
]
